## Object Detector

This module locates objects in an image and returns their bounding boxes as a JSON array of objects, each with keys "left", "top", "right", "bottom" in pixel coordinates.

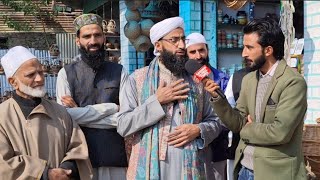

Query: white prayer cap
[
  {"left": 1, "top": 46, "right": 37, "bottom": 78},
  {"left": 186, "top": 32, "right": 207, "bottom": 49},
  {"left": 150, "top": 16, "right": 184, "bottom": 55}
]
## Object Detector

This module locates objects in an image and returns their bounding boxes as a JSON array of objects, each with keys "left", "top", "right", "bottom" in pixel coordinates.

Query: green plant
[{"left": 0, "top": 0, "right": 53, "bottom": 31}]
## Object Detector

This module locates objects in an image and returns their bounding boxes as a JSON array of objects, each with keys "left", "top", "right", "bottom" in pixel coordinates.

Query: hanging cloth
[{"left": 279, "top": 0, "right": 295, "bottom": 62}]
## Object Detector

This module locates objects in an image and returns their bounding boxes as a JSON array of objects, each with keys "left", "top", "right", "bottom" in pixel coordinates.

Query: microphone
[{"left": 185, "top": 59, "right": 226, "bottom": 99}]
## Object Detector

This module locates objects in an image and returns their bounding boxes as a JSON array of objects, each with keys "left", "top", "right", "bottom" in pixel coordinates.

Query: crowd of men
[{"left": 0, "top": 13, "right": 307, "bottom": 180}]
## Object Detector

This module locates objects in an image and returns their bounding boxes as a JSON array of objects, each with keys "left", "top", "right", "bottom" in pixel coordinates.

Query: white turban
[
  {"left": 186, "top": 32, "right": 207, "bottom": 49},
  {"left": 150, "top": 16, "right": 184, "bottom": 56},
  {"left": 1, "top": 46, "right": 37, "bottom": 79}
]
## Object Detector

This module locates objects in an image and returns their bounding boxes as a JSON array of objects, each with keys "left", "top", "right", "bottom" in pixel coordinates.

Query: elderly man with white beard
[{"left": 0, "top": 46, "right": 92, "bottom": 180}]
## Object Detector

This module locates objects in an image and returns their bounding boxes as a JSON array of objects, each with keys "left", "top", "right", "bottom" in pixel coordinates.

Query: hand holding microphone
[{"left": 185, "top": 60, "right": 226, "bottom": 99}]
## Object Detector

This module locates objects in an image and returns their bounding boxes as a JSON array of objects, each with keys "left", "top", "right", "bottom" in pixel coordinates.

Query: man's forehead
[
  {"left": 18, "top": 59, "right": 40, "bottom": 69},
  {"left": 13, "top": 59, "right": 40, "bottom": 77},
  {"left": 79, "top": 24, "right": 103, "bottom": 35},
  {"left": 244, "top": 33, "right": 260, "bottom": 43}
]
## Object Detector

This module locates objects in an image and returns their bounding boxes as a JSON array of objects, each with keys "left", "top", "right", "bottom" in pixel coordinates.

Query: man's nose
[
  {"left": 177, "top": 38, "right": 185, "bottom": 49},
  {"left": 242, "top": 48, "right": 247, "bottom": 58},
  {"left": 89, "top": 36, "right": 98, "bottom": 44},
  {"left": 34, "top": 73, "right": 44, "bottom": 83},
  {"left": 195, "top": 51, "right": 201, "bottom": 59}
]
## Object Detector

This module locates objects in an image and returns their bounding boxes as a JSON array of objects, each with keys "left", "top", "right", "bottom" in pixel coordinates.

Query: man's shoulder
[
  {"left": 41, "top": 98, "right": 69, "bottom": 114},
  {"left": 129, "top": 66, "right": 150, "bottom": 89},
  {"left": 135, "top": 66, "right": 149, "bottom": 72},
  {"left": 0, "top": 98, "right": 12, "bottom": 114},
  {"left": 283, "top": 65, "right": 304, "bottom": 78},
  {"left": 242, "top": 70, "right": 256, "bottom": 80},
  {"left": 210, "top": 66, "right": 229, "bottom": 79},
  {"left": 132, "top": 66, "right": 149, "bottom": 77},
  {"left": 280, "top": 65, "right": 307, "bottom": 87},
  {"left": 0, "top": 99, "right": 19, "bottom": 124},
  {"left": 104, "top": 61, "right": 123, "bottom": 70},
  {"left": 65, "top": 56, "right": 81, "bottom": 68}
]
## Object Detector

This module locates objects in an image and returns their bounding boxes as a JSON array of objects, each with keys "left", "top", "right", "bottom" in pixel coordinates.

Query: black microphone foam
[
  {"left": 185, "top": 59, "right": 226, "bottom": 99},
  {"left": 184, "top": 59, "right": 203, "bottom": 75}
]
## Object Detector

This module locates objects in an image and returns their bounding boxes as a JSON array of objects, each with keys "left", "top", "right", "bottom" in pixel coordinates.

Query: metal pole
[{"left": 200, "top": 0, "right": 204, "bottom": 34}]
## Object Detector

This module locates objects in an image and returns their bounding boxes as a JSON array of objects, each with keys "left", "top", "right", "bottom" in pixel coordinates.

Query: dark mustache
[{"left": 88, "top": 44, "right": 101, "bottom": 49}]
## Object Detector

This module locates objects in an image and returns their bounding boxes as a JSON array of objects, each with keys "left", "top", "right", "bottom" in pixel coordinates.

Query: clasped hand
[
  {"left": 156, "top": 79, "right": 190, "bottom": 105},
  {"left": 48, "top": 168, "right": 72, "bottom": 180},
  {"left": 167, "top": 124, "right": 201, "bottom": 147},
  {"left": 61, "top": 95, "right": 78, "bottom": 108}
]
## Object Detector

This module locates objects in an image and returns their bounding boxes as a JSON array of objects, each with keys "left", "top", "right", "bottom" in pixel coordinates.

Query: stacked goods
[{"left": 302, "top": 123, "right": 320, "bottom": 179}]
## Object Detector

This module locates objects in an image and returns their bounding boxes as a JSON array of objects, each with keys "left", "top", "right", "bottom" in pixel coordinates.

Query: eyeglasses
[{"left": 160, "top": 36, "right": 189, "bottom": 46}]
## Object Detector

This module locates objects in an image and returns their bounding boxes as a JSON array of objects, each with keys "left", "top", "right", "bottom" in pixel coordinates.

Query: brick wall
[{"left": 304, "top": 1, "right": 320, "bottom": 124}]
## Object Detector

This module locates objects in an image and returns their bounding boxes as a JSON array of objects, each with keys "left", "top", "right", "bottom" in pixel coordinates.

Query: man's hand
[
  {"left": 203, "top": 79, "right": 221, "bottom": 98},
  {"left": 61, "top": 95, "right": 78, "bottom": 108},
  {"left": 167, "top": 124, "right": 201, "bottom": 148},
  {"left": 48, "top": 168, "right": 72, "bottom": 180},
  {"left": 156, "top": 79, "right": 190, "bottom": 105},
  {"left": 246, "top": 114, "right": 253, "bottom": 125}
]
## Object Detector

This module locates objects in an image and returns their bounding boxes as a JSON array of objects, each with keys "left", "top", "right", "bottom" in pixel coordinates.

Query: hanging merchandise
[
  {"left": 102, "top": 3, "right": 107, "bottom": 34},
  {"left": 140, "top": 0, "right": 165, "bottom": 22},
  {"left": 279, "top": 0, "right": 295, "bottom": 62},
  {"left": 140, "top": 19, "right": 154, "bottom": 37},
  {"left": 102, "top": 20, "right": 108, "bottom": 34},
  {"left": 124, "top": 0, "right": 146, "bottom": 11},
  {"left": 106, "top": 0, "right": 117, "bottom": 34},
  {"left": 106, "top": 19, "right": 117, "bottom": 34},
  {"left": 133, "top": 35, "right": 152, "bottom": 52},
  {"left": 123, "top": 0, "right": 159, "bottom": 52},
  {"left": 124, "top": 21, "right": 141, "bottom": 40},
  {"left": 49, "top": 44, "right": 60, "bottom": 57},
  {"left": 248, "top": 1, "right": 255, "bottom": 21},
  {"left": 125, "top": 9, "right": 141, "bottom": 22},
  {"left": 223, "top": 0, "right": 247, "bottom": 10}
]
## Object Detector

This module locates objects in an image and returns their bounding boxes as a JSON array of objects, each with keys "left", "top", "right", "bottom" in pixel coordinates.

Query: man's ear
[
  {"left": 76, "top": 37, "right": 80, "bottom": 47},
  {"left": 155, "top": 41, "right": 162, "bottom": 53},
  {"left": 8, "top": 77, "right": 18, "bottom": 89},
  {"left": 264, "top": 46, "right": 273, "bottom": 57}
]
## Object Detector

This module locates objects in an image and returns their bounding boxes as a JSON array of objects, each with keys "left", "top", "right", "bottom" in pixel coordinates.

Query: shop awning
[{"left": 83, "top": 0, "right": 108, "bottom": 13}]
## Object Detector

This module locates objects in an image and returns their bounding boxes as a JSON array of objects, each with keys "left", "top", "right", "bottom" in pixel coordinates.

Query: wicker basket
[
  {"left": 133, "top": 35, "right": 151, "bottom": 52},
  {"left": 303, "top": 124, "right": 320, "bottom": 156},
  {"left": 125, "top": 9, "right": 141, "bottom": 22},
  {"left": 140, "top": 19, "right": 154, "bottom": 37},
  {"left": 305, "top": 156, "right": 320, "bottom": 179},
  {"left": 124, "top": 21, "right": 141, "bottom": 40},
  {"left": 303, "top": 124, "right": 320, "bottom": 179}
]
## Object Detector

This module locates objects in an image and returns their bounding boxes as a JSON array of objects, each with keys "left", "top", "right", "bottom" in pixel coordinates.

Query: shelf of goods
[
  {"left": 216, "top": 0, "right": 280, "bottom": 76},
  {"left": 105, "top": 34, "right": 121, "bottom": 63}
]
